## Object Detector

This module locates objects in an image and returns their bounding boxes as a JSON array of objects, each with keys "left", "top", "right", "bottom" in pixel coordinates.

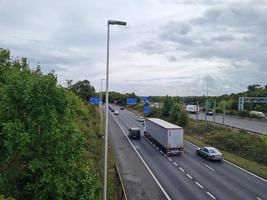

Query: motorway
[
  {"left": 109, "top": 105, "right": 267, "bottom": 200},
  {"left": 189, "top": 112, "right": 267, "bottom": 135}
]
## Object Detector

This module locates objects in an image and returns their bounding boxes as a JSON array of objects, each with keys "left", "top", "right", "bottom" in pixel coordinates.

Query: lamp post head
[{"left": 108, "top": 20, "right": 127, "bottom": 26}]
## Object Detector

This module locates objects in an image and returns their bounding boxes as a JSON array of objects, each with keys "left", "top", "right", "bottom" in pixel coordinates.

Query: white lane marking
[
  {"left": 206, "top": 191, "right": 216, "bottom": 199},
  {"left": 179, "top": 167, "right": 185, "bottom": 172},
  {"left": 173, "top": 162, "right": 178, "bottom": 166},
  {"left": 160, "top": 150, "right": 163, "bottom": 154},
  {"left": 257, "top": 197, "right": 262, "bottom": 200},
  {"left": 156, "top": 147, "right": 159, "bottom": 150},
  {"left": 204, "top": 164, "right": 215, "bottom": 172},
  {"left": 168, "top": 157, "right": 172, "bottom": 162},
  {"left": 186, "top": 174, "right": 192, "bottom": 179},
  {"left": 111, "top": 114, "right": 171, "bottom": 200},
  {"left": 195, "top": 181, "right": 204, "bottom": 189},
  {"left": 185, "top": 140, "right": 267, "bottom": 183},
  {"left": 164, "top": 154, "right": 167, "bottom": 157}
]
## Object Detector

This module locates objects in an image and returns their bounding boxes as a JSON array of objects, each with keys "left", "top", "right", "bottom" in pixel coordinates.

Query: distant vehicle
[
  {"left": 207, "top": 111, "right": 213, "bottom": 115},
  {"left": 120, "top": 107, "right": 124, "bottom": 110},
  {"left": 250, "top": 111, "right": 266, "bottom": 118},
  {"left": 186, "top": 105, "right": 199, "bottom": 114},
  {"left": 138, "top": 117, "right": 145, "bottom": 122},
  {"left": 114, "top": 110, "right": 119, "bottom": 115},
  {"left": 111, "top": 109, "right": 115, "bottom": 112},
  {"left": 196, "top": 147, "right": 223, "bottom": 161},
  {"left": 144, "top": 118, "right": 184, "bottom": 156},
  {"left": 128, "top": 127, "right": 141, "bottom": 140}
]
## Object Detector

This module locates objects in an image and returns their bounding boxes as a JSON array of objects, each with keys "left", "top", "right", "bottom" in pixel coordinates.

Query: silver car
[{"left": 196, "top": 147, "right": 223, "bottom": 161}]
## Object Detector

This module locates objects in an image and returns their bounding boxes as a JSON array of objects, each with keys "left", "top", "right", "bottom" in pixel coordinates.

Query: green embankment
[{"left": 0, "top": 49, "right": 121, "bottom": 199}]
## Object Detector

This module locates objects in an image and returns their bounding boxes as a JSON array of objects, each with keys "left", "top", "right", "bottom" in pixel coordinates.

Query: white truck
[
  {"left": 186, "top": 105, "right": 199, "bottom": 114},
  {"left": 144, "top": 118, "right": 184, "bottom": 156}
]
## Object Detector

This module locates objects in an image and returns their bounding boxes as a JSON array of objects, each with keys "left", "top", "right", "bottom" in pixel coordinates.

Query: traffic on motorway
[{"left": 108, "top": 105, "right": 267, "bottom": 200}]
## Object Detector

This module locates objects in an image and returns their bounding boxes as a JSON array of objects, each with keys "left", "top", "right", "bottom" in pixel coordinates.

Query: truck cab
[{"left": 128, "top": 128, "right": 141, "bottom": 140}]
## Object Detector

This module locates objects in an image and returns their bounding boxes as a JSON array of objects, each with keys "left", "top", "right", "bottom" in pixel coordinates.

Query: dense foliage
[
  {"left": 69, "top": 79, "right": 96, "bottom": 101},
  {"left": 101, "top": 91, "right": 140, "bottom": 105},
  {"left": 0, "top": 49, "right": 101, "bottom": 200}
]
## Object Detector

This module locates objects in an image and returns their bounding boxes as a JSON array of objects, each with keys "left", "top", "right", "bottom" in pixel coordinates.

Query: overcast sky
[{"left": 1, "top": 0, "right": 267, "bottom": 96}]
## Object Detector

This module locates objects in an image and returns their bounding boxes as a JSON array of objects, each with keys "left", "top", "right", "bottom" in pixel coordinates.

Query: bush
[
  {"left": 237, "top": 110, "right": 249, "bottom": 117},
  {"left": 205, "top": 130, "right": 267, "bottom": 165},
  {"left": 0, "top": 49, "right": 101, "bottom": 199}
]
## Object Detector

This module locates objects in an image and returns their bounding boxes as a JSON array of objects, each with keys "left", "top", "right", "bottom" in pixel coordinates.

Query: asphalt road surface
[
  {"left": 109, "top": 105, "right": 267, "bottom": 200},
  {"left": 189, "top": 112, "right": 267, "bottom": 135}
]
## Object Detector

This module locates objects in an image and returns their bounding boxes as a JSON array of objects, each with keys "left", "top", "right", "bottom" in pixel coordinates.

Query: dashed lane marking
[
  {"left": 204, "top": 164, "right": 215, "bottom": 172},
  {"left": 173, "top": 162, "right": 178, "bottom": 166},
  {"left": 206, "top": 192, "right": 216, "bottom": 199},
  {"left": 179, "top": 167, "right": 185, "bottom": 172},
  {"left": 186, "top": 174, "right": 192, "bottom": 179},
  {"left": 195, "top": 181, "right": 204, "bottom": 189}
]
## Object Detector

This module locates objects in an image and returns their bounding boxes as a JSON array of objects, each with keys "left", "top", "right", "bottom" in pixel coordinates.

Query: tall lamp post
[
  {"left": 100, "top": 78, "right": 105, "bottom": 134},
  {"left": 103, "top": 20, "right": 126, "bottom": 200}
]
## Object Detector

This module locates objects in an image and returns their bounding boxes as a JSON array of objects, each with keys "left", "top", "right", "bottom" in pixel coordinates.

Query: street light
[
  {"left": 103, "top": 20, "right": 126, "bottom": 200},
  {"left": 100, "top": 78, "right": 105, "bottom": 135}
]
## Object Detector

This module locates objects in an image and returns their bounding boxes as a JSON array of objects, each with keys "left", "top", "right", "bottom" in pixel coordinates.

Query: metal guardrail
[{"left": 114, "top": 163, "right": 128, "bottom": 200}]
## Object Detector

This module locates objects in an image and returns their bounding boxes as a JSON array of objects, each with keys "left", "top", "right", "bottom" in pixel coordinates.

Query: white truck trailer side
[{"left": 144, "top": 118, "right": 184, "bottom": 155}]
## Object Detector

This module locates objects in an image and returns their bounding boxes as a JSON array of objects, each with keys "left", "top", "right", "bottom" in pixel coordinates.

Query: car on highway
[
  {"left": 206, "top": 111, "right": 213, "bottom": 115},
  {"left": 196, "top": 147, "right": 223, "bottom": 161},
  {"left": 250, "top": 111, "right": 266, "bottom": 118},
  {"left": 114, "top": 110, "right": 119, "bottom": 115},
  {"left": 120, "top": 107, "right": 124, "bottom": 110},
  {"left": 128, "top": 127, "right": 141, "bottom": 140},
  {"left": 138, "top": 117, "right": 145, "bottom": 122}
]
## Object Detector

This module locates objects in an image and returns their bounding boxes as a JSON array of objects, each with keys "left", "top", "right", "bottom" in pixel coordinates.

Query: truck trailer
[{"left": 144, "top": 118, "right": 184, "bottom": 156}]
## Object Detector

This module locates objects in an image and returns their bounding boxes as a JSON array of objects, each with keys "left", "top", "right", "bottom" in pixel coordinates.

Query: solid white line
[
  {"left": 204, "top": 164, "right": 215, "bottom": 172},
  {"left": 186, "top": 174, "right": 192, "bottom": 179},
  {"left": 185, "top": 140, "right": 267, "bottom": 183},
  {"left": 195, "top": 181, "right": 203, "bottom": 189},
  {"left": 173, "top": 162, "right": 178, "bottom": 166},
  {"left": 111, "top": 114, "right": 171, "bottom": 200},
  {"left": 168, "top": 158, "right": 172, "bottom": 162},
  {"left": 179, "top": 167, "right": 185, "bottom": 172},
  {"left": 206, "top": 191, "right": 216, "bottom": 199}
]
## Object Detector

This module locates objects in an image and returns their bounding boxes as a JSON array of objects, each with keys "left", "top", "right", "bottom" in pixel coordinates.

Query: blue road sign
[
  {"left": 143, "top": 97, "right": 149, "bottom": 104},
  {"left": 144, "top": 106, "right": 151, "bottom": 114},
  {"left": 127, "top": 98, "right": 137, "bottom": 105},
  {"left": 89, "top": 97, "right": 100, "bottom": 105}
]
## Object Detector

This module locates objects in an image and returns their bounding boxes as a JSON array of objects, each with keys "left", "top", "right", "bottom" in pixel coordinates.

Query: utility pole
[
  {"left": 223, "top": 100, "right": 225, "bottom": 125},
  {"left": 205, "top": 82, "right": 208, "bottom": 128},
  {"left": 213, "top": 99, "right": 216, "bottom": 123}
]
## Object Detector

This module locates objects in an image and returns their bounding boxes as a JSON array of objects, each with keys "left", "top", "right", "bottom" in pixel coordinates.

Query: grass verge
[{"left": 75, "top": 103, "right": 121, "bottom": 199}]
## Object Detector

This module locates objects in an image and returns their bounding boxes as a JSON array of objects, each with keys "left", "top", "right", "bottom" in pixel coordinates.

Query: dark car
[
  {"left": 196, "top": 147, "right": 223, "bottom": 161},
  {"left": 120, "top": 107, "right": 124, "bottom": 110},
  {"left": 128, "top": 128, "right": 141, "bottom": 140}
]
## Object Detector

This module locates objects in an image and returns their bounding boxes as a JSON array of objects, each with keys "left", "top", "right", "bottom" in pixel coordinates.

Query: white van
[{"left": 250, "top": 111, "right": 266, "bottom": 118}]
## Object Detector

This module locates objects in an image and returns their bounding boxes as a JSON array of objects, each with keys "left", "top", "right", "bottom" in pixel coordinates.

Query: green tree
[
  {"left": 70, "top": 80, "right": 96, "bottom": 101},
  {"left": 0, "top": 49, "right": 100, "bottom": 200},
  {"left": 162, "top": 95, "right": 172, "bottom": 117},
  {"left": 170, "top": 104, "right": 188, "bottom": 127}
]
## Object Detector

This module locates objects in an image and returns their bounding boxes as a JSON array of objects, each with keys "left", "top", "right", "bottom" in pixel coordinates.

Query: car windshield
[{"left": 209, "top": 148, "right": 219, "bottom": 154}]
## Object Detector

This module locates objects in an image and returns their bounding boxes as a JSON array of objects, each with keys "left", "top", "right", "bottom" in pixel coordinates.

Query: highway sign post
[
  {"left": 127, "top": 98, "right": 137, "bottom": 105},
  {"left": 144, "top": 106, "right": 151, "bottom": 115},
  {"left": 89, "top": 97, "right": 100, "bottom": 105},
  {"left": 143, "top": 96, "right": 150, "bottom": 104}
]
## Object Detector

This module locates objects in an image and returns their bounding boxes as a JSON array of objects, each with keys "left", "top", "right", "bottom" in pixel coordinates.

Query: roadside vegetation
[{"left": 0, "top": 49, "right": 121, "bottom": 199}]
